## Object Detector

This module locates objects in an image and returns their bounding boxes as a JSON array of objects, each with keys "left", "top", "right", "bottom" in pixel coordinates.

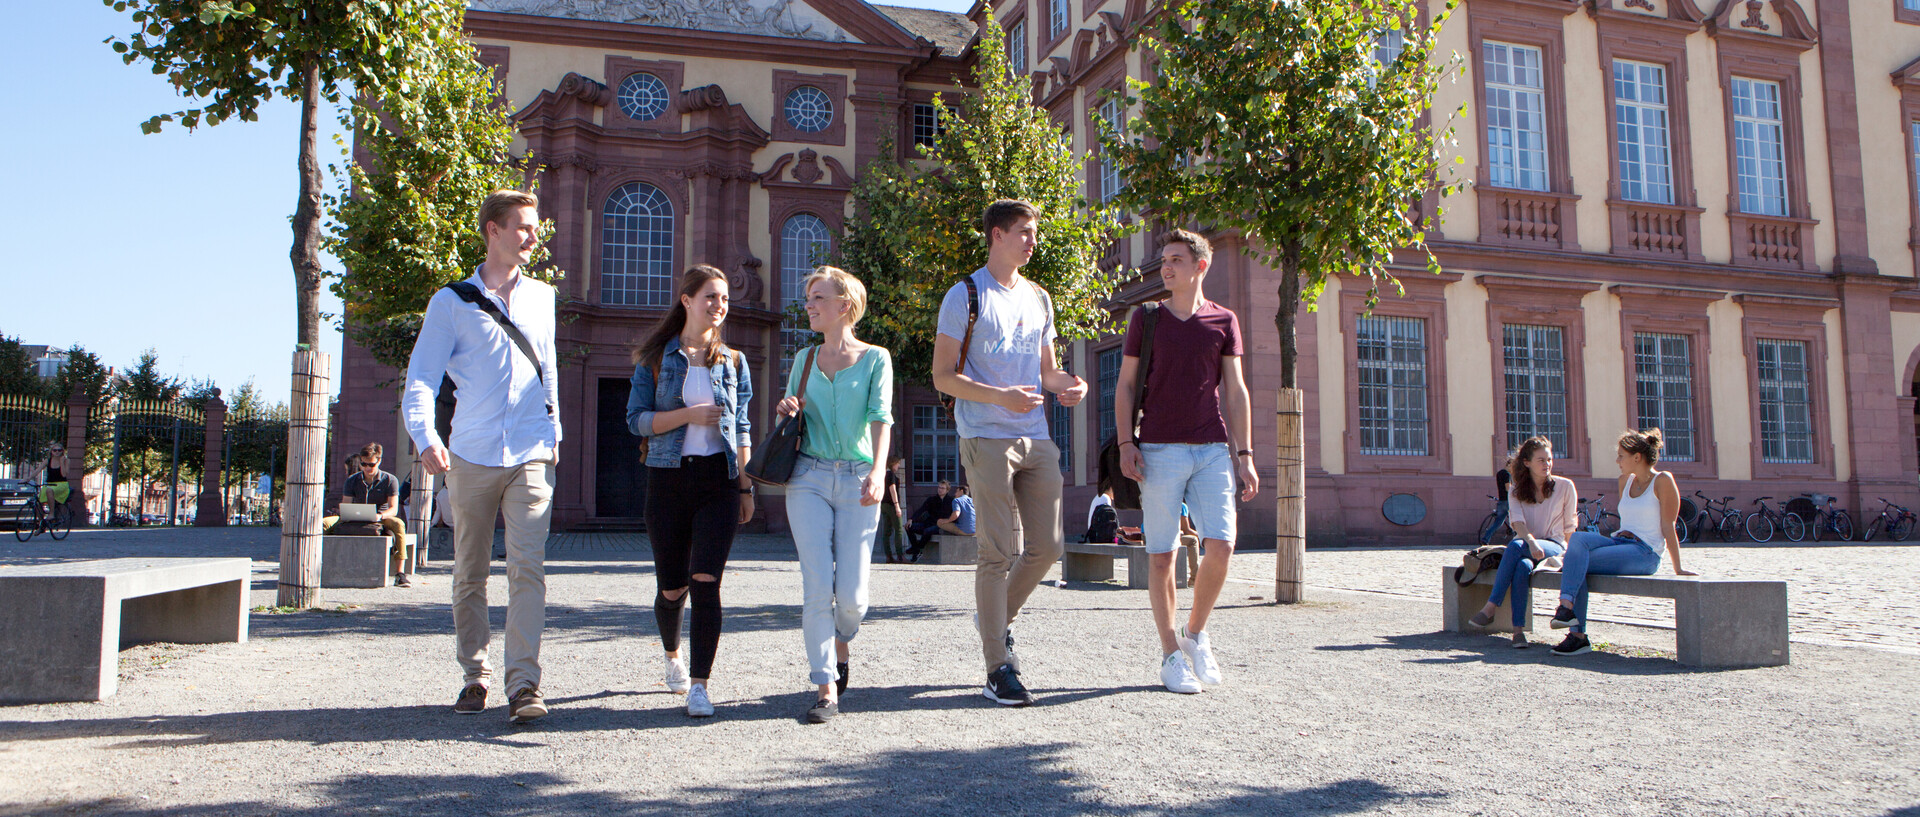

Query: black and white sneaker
[
  {"left": 1549, "top": 634, "right": 1591, "bottom": 656},
  {"left": 983, "top": 663, "right": 1033, "bottom": 706},
  {"left": 1549, "top": 607, "right": 1580, "bottom": 630}
]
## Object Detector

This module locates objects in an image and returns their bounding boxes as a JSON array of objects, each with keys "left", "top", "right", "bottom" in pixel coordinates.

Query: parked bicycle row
[{"left": 1482, "top": 487, "right": 1914, "bottom": 546}]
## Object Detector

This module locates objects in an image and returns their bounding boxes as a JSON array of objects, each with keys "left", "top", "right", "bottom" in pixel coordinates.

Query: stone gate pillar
[
  {"left": 63, "top": 383, "right": 90, "bottom": 522},
  {"left": 197, "top": 389, "right": 227, "bottom": 527}
]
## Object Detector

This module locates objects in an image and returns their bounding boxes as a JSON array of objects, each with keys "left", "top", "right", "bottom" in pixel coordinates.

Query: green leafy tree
[
  {"left": 845, "top": 13, "right": 1125, "bottom": 386},
  {"left": 0, "top": 335, "right": 36, "bottom": 395},
  {"left": 327, "top": 36, "right": 560, "bottom": 371}
]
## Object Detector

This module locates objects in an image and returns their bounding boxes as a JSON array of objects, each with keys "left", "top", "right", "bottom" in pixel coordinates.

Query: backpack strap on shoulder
[{"left": 954, "top": 274, "right": 980, "bottom": 375}]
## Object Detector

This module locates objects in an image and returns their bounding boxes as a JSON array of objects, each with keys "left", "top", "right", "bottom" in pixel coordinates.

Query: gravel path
[{"left": 1, "top": 529, "right": 1917, "bottom": 816}]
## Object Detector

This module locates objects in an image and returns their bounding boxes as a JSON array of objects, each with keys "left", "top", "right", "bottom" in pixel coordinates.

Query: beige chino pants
[
  {"left": 446, "top": 453, "right": 552, "bottom": 694},
  {"left": 959, "top": 437, "right": 1064, "bottom": 671}
]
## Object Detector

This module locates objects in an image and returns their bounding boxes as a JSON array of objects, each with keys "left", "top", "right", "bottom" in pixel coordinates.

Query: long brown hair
[
  {"left": 1508, "top": 436, "right": 1557, "bottom": 505},
  {"left": 633, "top": 265, "right": 733, "bottom": 373}
]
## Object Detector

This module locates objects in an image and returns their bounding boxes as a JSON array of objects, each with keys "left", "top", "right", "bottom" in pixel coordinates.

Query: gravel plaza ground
[{"left": 2, "top": 526, "right": 1917, "bottom": 816}]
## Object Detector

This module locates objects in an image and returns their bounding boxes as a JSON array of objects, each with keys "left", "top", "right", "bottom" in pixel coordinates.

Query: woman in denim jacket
[
  {"left": 774, "top": 266, "right": 893, "bottom": 723},
  {"left": 627, "top": 265, "right": 754, "bottom": 718}
]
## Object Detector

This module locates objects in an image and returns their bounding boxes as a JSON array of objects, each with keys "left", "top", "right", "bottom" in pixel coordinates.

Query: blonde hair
[
  {"left": 804, "top": 265, "right": 868, "bottom": 326},
  {"left": 478, "top": 189, "right": 539, "bottom": 238}
]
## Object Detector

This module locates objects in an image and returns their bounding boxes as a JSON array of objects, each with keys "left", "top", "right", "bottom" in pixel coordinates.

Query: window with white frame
[
  {"left": 1373, "top": 29, "right": 1407, "bottom": 68},
  {"left": 911, "top": 405, "right": 959, "bottom": 485},
  {"left": 1356, "top": 315, "right": 1430, "bottom": 456},
  {"left": 783, "top": 85, "right": 833, "bottom": 134},
  {"left": 1482, "top": 41, "right": 1549, "bottom": 192},
  {"left": 601, "top": 182, "right": 675, "bottom": 307},
  {"left": 1613, "top": 59, "right": 1674, "bottom": 205},
  {"left": 1633, "top": 333, "right": 1695, "bottom": 462},
  {"left": 617, "top": 72, "right": 670, "bottom": 121},
  {"left": 1098, "top": 97, "right": 1125, "bottom": 202},
  {"left": 1097, "top": 346, "right": 1121, "bottom": 444},
  {"left": 1502, "top": 324, "right": 1570, "bottom": 456},
  {"left": 911, "top": 102, "right": 943, "bottom": 149},
  {"left": 1731, "top": 77, "right": 1789, "bottom": 216},
  {"left": 1909, "top": 0, "right": 1920, "bottom": 12},
  {"left": 1049, "top": 0, "right": 1069, "bottom": 42},
  {"left": 1755, "top": 338, "right": 1814, "bottom": 463},
  {"left": 780, "top": 214, "right": 831, "bottom": 379},
  {"left": 1049, "top": 394, "right": 1072, "bottom": 473},
  {"left": 1008, "top": 19, "right": 1028, "bottom": 77}
]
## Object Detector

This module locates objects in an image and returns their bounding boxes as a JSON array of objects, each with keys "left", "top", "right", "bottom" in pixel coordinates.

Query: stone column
[
  {"left": 63, "top": 383, "right": 91, "bottom": 522},
  {"left": 1834, "top": 275, "right": 1914, "bottom": 510},
  {"left": 197, "top": 390, "right": 227, "bottom": 526}
]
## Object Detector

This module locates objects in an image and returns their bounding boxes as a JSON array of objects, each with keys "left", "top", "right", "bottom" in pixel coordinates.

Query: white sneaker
[
  {"left": 664, "top": 656, "right": 691, "bottom": 694},
  {"left": 1177, "top": 626, "right": 1224, "bottom": 685},
  {"left": 1160, "top": 652, "right": 1203, "bottom": 694},
  {"left": 686, "top": 683, "right": 715, "bottom": 717}
]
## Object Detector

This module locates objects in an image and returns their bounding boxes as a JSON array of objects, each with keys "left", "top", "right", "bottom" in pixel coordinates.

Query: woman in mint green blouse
[{"left": 774, "top": 265, "right": 894, "bottom": 723}]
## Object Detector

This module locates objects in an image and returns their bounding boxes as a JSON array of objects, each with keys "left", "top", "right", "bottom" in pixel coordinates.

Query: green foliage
[
  {"left": 0, "top": 336, "right": 37, "bottom": 396},
  {"left": 1099, "top": 0, "right": 1465, "bottom": 384},
  {"left": 327, "top": 35, "right": 562, "bottom": 371},
  {"left": 115, "top": 350, "right": 186, "bottom": 403},
  {"left": 845, "top": 13, "right": 1125, "bottom": 386}
]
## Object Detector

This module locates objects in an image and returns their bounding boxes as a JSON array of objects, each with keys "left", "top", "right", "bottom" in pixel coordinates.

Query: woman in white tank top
[{"left": 1546, "top": 429, "right": 1698, "bottom": 656}]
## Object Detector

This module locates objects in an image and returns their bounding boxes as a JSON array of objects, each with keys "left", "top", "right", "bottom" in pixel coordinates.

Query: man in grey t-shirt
[{"left": 932, "top": 199, "right": 1087, "bottom": 707}]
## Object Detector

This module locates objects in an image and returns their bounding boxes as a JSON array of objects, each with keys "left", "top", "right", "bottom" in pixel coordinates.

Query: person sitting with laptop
[{"left": 322, "top": 443, "right": 412, "bottom": 587}]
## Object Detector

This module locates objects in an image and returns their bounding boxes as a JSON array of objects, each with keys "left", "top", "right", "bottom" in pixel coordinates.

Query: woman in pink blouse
[{"left": 1468, "top": 436, "right": 1577, "bottom": 648}]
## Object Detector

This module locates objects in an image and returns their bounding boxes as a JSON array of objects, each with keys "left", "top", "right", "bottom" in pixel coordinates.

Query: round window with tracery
[
  {"left": 783, "top": 85, "right": 833, "bottom": 133},
  {"left": 618, "top": 72, "right": 669, "bottom": 122}
]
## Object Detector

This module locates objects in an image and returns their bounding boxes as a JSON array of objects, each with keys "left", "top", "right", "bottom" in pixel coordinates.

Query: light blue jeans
[
  {"left": 1559, "top": 531, "right": 1662, "bottom": 634},
  {"left": 1138, "top": 443, "right": 1237, "bottom": 554},
  {"left": 786, "top": 456, "right": 879, "bottom": 685},
  {"left": 1487, "top": 537, "right": 1566, "bottom": 626}
]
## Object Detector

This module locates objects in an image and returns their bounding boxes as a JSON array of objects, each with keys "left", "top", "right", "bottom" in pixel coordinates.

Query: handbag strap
[
  {"left": 953, "top": 275, "right": 979, "bottom": 374},
  {"left": 1127, "top": 303, "right": 1161, "bottom": 435},
  {"left": 798, "top": 346, "right": 818, "bottom": 406}
]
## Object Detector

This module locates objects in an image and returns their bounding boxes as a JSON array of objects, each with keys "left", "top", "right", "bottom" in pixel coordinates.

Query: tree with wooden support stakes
[
  {"left": 1098, "top": 0, "right": 1466, "bottom": 601},
  {"left": 106, "top": 0, "right": 475, "bottom": 607}
]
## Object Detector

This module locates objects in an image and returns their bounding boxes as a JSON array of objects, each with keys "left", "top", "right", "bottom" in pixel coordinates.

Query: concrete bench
[
  {"left": 924, "top": 534, "right": 977, "bottom": 565},
  {"left": 1441, "top": 566, "right": 1789, "bottom": 667},
  {"left": 320, "top": 534, "right": 414, "bottom": 588},
  {"left": 1063, "top": 542, "right": 1193, "bottom": 589},
  {"left": 0, "top": 557, "right": 251, "bottom": 703}
]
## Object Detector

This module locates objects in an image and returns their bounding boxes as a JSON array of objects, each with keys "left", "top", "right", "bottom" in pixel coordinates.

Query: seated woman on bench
[
  {"left": 1548, "top": 428, "right": 1696, "bottom": 656},
  {"left": 1469, "top": 436, "right": 1574, "bottom": 648}
]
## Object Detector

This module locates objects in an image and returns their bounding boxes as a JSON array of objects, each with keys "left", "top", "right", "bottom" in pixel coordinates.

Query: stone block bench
[
  {"left": 1063, "top": 542, "right": 1193, "bottom": 589},
  {"left": 321, "top": 533, "right": 414, "bottom": 588},
  {"left": 0, "top": 557, "right": 251, "bottom": 703},
  {"left": 1441, "top": 566, "right": 1789, "bottom": 667},
  {"left": 924, "top": 534, "right": 977, "bottom": 565}
]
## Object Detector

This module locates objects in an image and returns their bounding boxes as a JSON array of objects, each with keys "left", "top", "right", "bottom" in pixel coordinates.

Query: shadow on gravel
[
  {"left": 1316, "top": 632, "right": 1708, "bottom": 675},
  {"left": 6, "top": 758, "right": 1444, "bottom": 816},
  {"left": 248, "top": 600, "right": 960, "bottom": 643}
]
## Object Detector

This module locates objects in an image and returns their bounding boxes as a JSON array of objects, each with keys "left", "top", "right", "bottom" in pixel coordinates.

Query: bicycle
[
  {"left": 1858, "top": 497, "right": 1917, "bottom": 542},
  {"left": 1577, "top": 494, "right": 1619, "bottom": 535},
  {"left": 1686, "top": 491, "right": 1745, "bottom": 543},
  {"left": 1477, "top": 494, "right": 1513, "bottom": 546},
  {"left": 13, "top": 482, "right": 74, "bottom": 542},
  {"left": 1743, "top": 496, "right": 1805, "bottom": 543},
  {"left": 1802, "top": 494, "right": 1854, "bottom": 542}
]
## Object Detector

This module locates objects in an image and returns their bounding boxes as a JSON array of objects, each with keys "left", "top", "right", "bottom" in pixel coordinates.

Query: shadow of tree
[
  {"left": 1312, "top": 632, "right": 1718, "bottom": 675},
  {"left": 250, "top": 599, "right": 962, "bottom": 643}
]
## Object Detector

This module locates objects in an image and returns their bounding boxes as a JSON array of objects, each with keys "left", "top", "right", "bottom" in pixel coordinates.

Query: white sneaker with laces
[
  {"left": 1176, "top": 626, "right": 1224, "bottom": 685},
  {"left": 1160, "top": 652, "right": 1203, "bottom": 694},
  {"left": 664, "top": 655, "right": 691, "bottom": 694},
  {"left": 686, "top": 683, "right": 715, "bottom": 717}
]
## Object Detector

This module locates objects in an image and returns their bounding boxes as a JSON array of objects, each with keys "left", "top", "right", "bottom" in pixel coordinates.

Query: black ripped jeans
[{"left": 647, "top": 452, "right": 740, "bottom": 680}]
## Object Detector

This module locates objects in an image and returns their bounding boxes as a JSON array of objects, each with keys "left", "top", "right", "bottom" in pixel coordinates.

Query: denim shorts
[{"left": 1138, "top": 442, "right": 1237, "bottom": 554}]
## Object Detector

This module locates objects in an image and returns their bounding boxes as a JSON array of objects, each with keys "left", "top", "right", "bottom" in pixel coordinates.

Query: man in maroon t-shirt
[{"left": 1115, "top": 229, "right": 1259, "bottom": 694}]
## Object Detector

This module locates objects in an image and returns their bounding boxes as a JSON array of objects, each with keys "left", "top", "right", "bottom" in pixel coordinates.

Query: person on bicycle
[
  {"left": 1549, "top": 429, "right": 1697, "bottom": 655},
  {"left": 35, "top": 442, "right": 71, "bottom": 518},
  {"left": 1469, "top": 436, "right": 1574, "bottom": 648}
]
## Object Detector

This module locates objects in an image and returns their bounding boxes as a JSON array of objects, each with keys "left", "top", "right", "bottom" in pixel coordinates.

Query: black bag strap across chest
[{"left": 445, "top": 281, "right": 545, "bottom": 383}]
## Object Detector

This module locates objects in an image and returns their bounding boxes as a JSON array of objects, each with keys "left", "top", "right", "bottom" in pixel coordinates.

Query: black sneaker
[
  {"left": 835, "top": 662, "right": 849, "bottom": 696},
  {"left": 453, "top": 683, "right": 487, "bottom": 714},
  {"left": 1550, "top": 634, "right": 1591, "bottom": 656},
  {"left": 983, "top": 663, "right": 1033, "bottom": 707},
  {"left": 805, "top": 697, "right": 838, "bottom": 724},
  {"left": 1550, "top": 607, "right": 1580, "bottom": 630}
]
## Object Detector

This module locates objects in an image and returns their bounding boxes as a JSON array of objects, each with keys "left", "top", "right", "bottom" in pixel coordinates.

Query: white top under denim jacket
[
  {"left": 402, "top": 269, "right": 562, "bottom": 467},
  {"left": 626, "top": 337, "right": 754, "bottom": 478}
]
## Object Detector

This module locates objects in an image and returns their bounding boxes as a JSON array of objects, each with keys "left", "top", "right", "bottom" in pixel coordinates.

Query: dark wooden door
[{"left": 595, "top": 377, "right": 648, "bottom": 520}]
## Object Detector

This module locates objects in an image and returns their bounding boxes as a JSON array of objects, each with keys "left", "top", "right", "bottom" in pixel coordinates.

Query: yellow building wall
[
  {"left": 1434, "top": 10, "right": 1478, "bottom": 243},
  {"left": 1564, "top": 13, "right": 1614, "bottom": 254},
  {"left": 1853, "top": 15, "right": 1920, "bottom": 279},
  {"left": 1800, "top": 49, "right": 1837, "bottom": 273},
  {"left": 1708, "top": 297, "right": 1752, "bottom": 481},
  {"left": 1448, "top": 273, "right": 1495, "bottom": 476},
  {"left": 1691, "top": 35, "right": 1733, "bottom": 264},
  {"left": 1584, "top": 289, "right": 1625, "bottom": 478},
  {"left": 1317, "top": 277, "right": 1347, "bottom": 475}
]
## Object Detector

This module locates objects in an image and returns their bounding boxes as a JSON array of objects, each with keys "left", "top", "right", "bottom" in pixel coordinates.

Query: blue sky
[{"left": 3, "top": 1, "right": 972, "bottom": 405}]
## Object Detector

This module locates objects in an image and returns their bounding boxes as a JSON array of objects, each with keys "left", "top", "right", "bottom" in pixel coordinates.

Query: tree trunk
[
  {"left": 1273, "top": 240, "right": 1306, "bottom": 603},
  {"left": 278, "top": 61, "right": 331, "bottom": 608}
]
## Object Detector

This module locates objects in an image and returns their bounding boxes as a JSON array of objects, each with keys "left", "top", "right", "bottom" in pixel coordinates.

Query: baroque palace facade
[{"left": 338, "top": 0, "right": 1920, "bottom": 543}]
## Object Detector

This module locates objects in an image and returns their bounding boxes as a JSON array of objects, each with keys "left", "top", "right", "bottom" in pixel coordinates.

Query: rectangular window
[
  {"left": 1911, "top": 120, "right": 1920, "bottom": 212},
  {"left": 911, "top": 102, "right": 942, "bottom": 149},
  {"left": 1356, "top": 315, "right": 1430, "bottom": 456},
  {"left": 1098, "top": 97, "right": 1125, "bottom": 202},
  {"left": 1755, "top": 339, "right": 1814, "bottom": 464},
  {"left": 1049, "top": 0, "right": 1069, "bottom": 41},
  {"left": 1502, "top": 324, "right": 1570, "bottom": 456},
  {"left": 1373, "top": 29, "right": 1406, "bottom": 67},
  {"left": 1097, "top": 346, "right": 1121, "bottom": 445},
  {"left": 1633, "top": 332, "right": 1696, "bottom": 462},
  {"left": 1731, "top": 77, "right": 1789, "bottom": 216},
  {"left": 1909, "top": 0, "right": 1920, "bottom": 11},
  {"left": 1613, "top": 59, "right": 1674, "bottom": 205},
  {"left": 1483, "top": 41, "right": 1549, "bottom": 192},
  {"left": 911, "top": 405, "right": 959, "bottom": 485},
  {"left": 1008, "top": 19, "right": 1028, "bottom": 77},
  {"left": 1049, "top": 394, "right": 1073, "bottom": 473}
]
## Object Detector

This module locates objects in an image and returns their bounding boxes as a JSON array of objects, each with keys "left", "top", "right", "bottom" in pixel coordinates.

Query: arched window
[
  {"left": 780, "top": 213, "right": 832, "bottom": 378},
  {"left": 601, "top": 182, "right": 674, "bottom": 307}
]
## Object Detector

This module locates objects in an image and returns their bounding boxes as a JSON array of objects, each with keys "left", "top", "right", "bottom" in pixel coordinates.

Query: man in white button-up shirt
[{"left": 402, "top": 189, "right": 562, "bottom": 724}]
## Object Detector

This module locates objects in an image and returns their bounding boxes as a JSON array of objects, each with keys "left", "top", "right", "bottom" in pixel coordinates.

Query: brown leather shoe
[
  {"left": 453, "top": 684, "right": 487, "bottom": 714},
  {"left": 508, "top": 686, "right": 548, "bottom": 723}
]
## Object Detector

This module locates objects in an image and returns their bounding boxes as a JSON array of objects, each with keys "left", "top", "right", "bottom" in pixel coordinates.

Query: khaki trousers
[
  {"left": 960, "top": 437, "right": 1063, "bottom": 671},
  {"left": 446, "top": 454, "right": 552, "bottom": 694}
]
